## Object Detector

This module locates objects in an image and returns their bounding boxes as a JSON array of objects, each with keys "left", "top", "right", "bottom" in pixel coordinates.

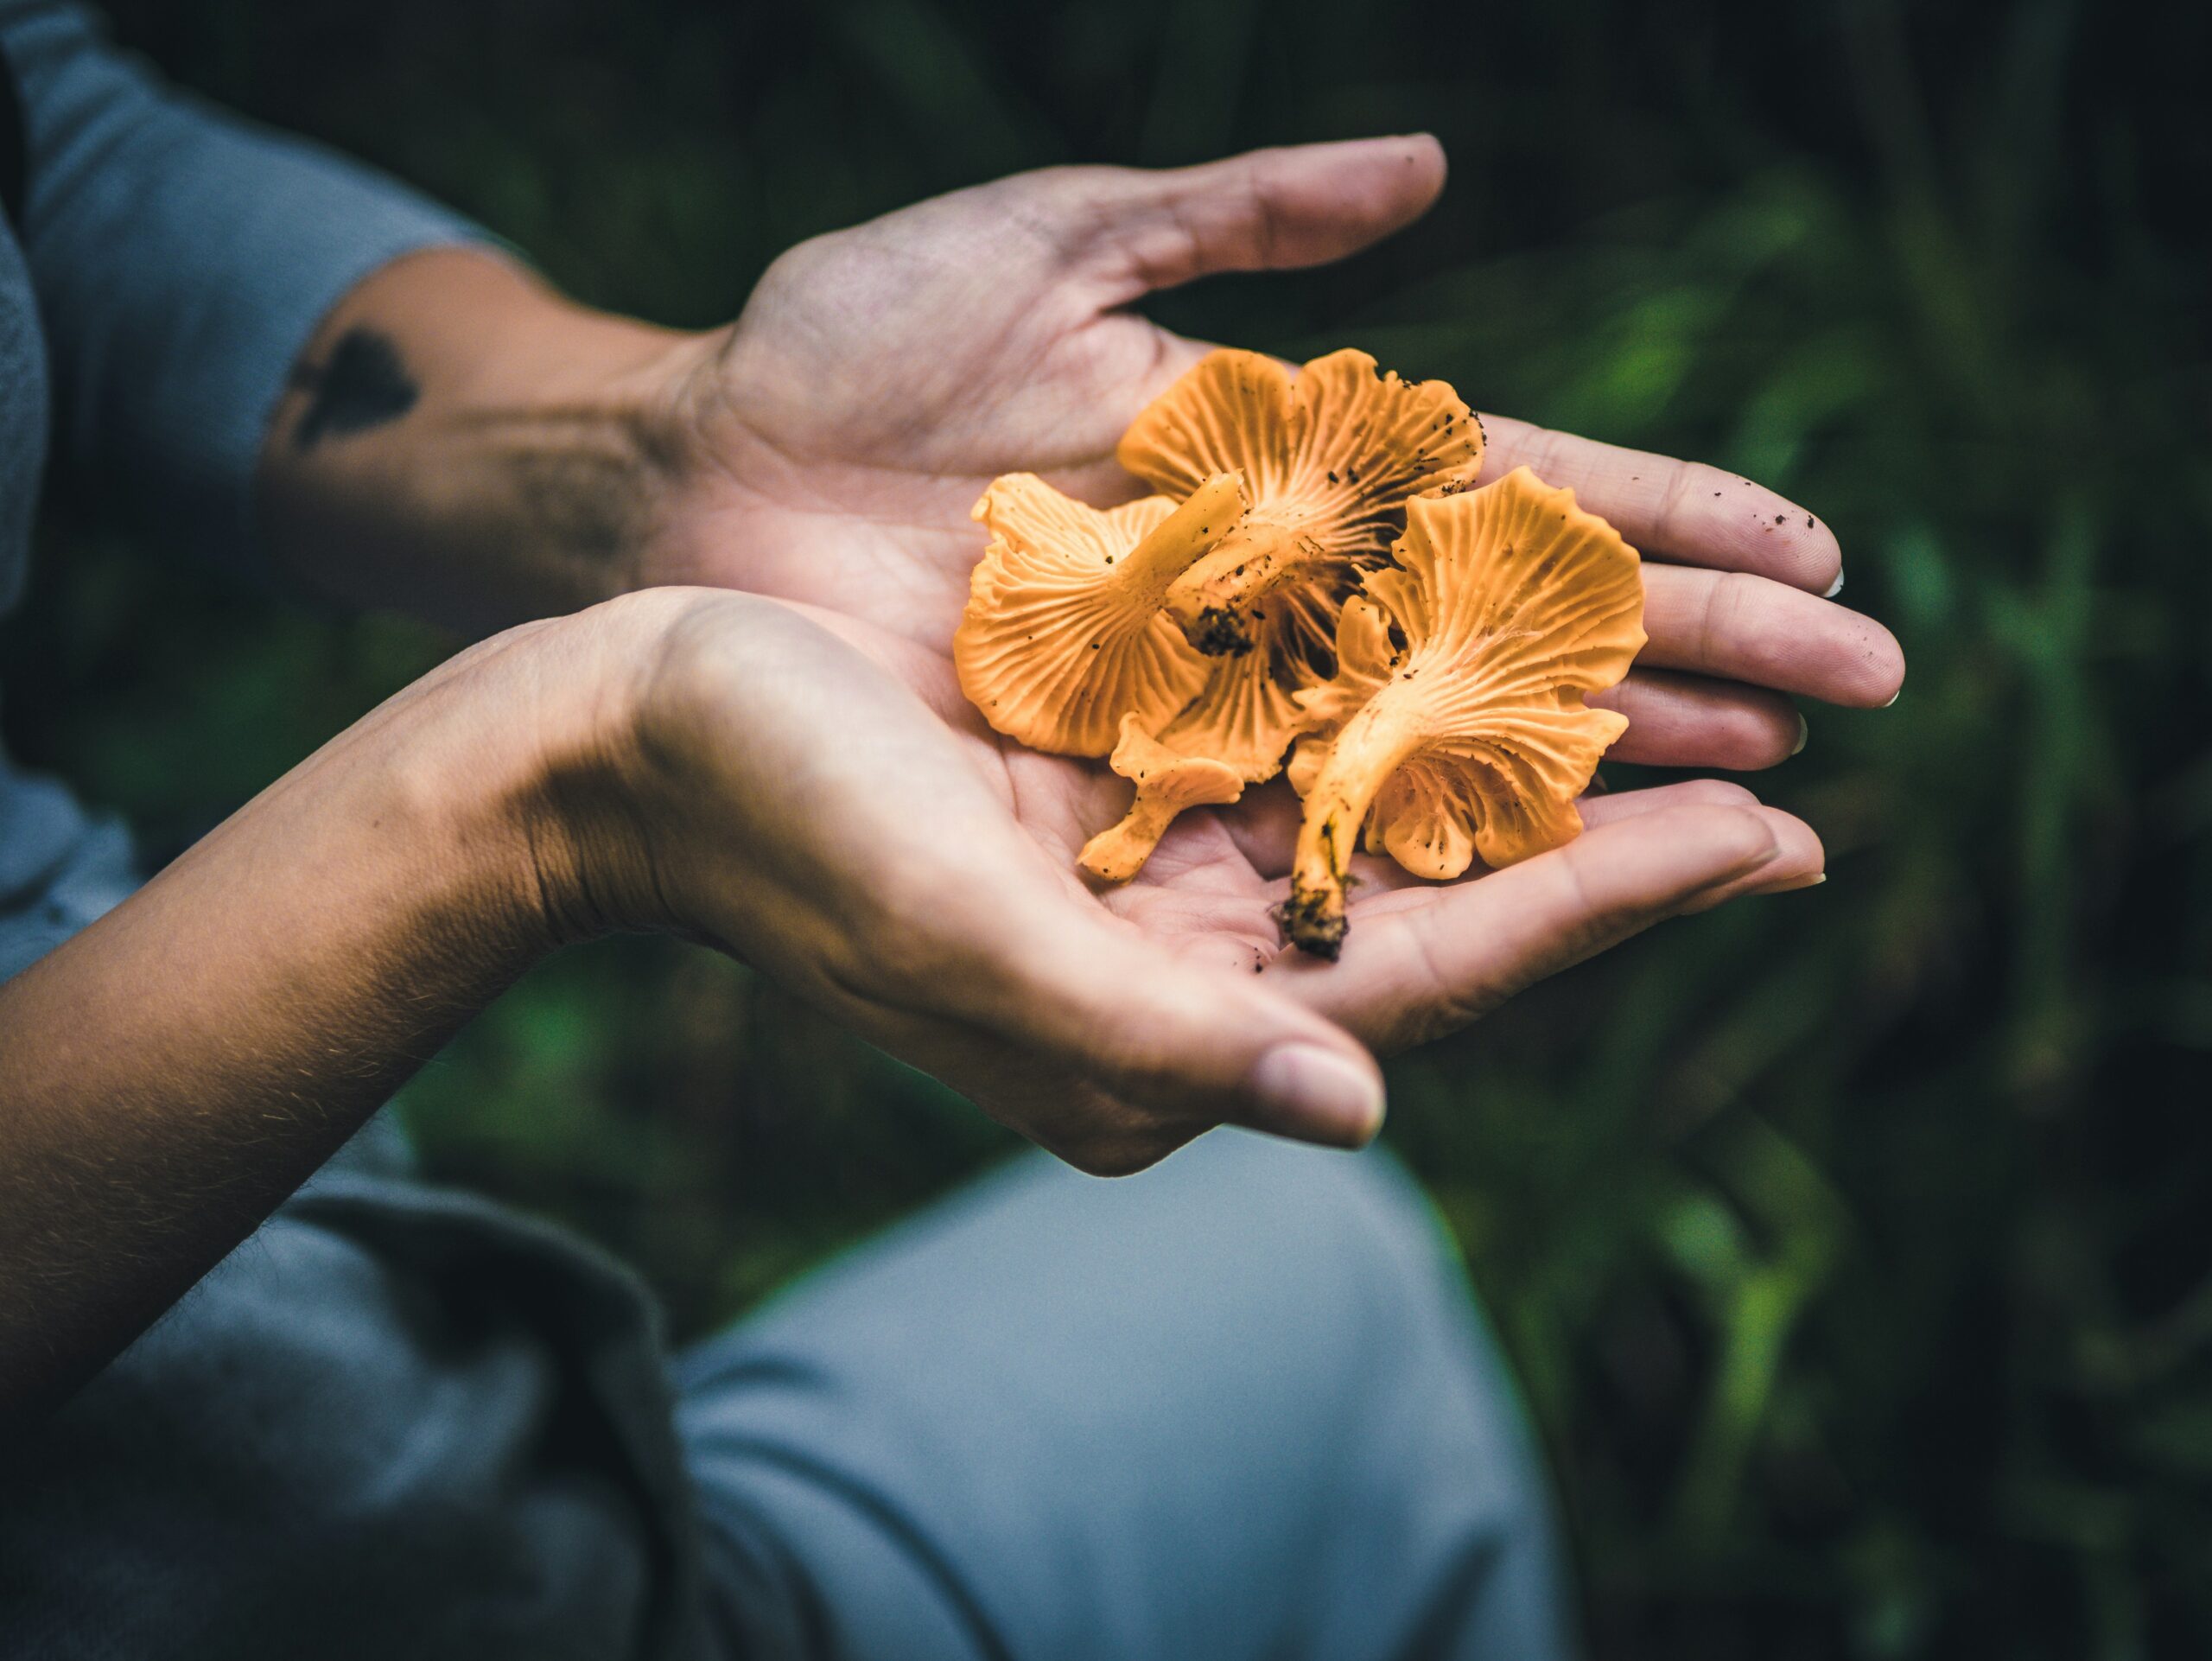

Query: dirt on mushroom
[{"left": 1119, "top": 348, "right": 1486, "bottom": 661}]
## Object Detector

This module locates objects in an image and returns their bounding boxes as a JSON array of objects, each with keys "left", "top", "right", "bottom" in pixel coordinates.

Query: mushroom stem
[
  {"left": 1109, "top": 472, "right": 1245, "bottom": 603},
  {"left": 1161, "top": 519, "right": 1322, "bottom": 656},
  {"left": 1079, "top": 716, "right": 1247, "bottom": 884},
  {"left": 1284, "top": 694, "right": 1428, "bottom": 958},
  {"left": 1078, "top": 780, "right": 1222, "bottom": 883}
]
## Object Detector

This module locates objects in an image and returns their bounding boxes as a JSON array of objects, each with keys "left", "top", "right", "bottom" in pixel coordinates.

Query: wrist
[{"left": 442, "top": 587, "right": 719, "bottom": 951}]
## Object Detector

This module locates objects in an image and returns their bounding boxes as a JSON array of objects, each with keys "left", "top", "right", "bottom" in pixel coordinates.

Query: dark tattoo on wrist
[{"left": 289, "top": 328, "right": 420, "bottom": 449}]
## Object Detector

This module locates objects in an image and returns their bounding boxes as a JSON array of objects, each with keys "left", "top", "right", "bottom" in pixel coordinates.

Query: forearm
[
  {"left": 259, "top": 248, "right": 719, "bottom": 633},
  {"left": 0, "top": 608, "right": 643, "bottom": 1423}
]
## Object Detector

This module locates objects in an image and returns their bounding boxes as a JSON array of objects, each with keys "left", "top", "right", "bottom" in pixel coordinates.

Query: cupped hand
[
  {"left": 649, "top": 135, "right": 1907, "bottom": 771},
  {"left": 611, "top": 138, "right": 1903, "bottom": 1166},
  {"left": 601, "top": 587, "right": 1823, "bottom": 1174}
]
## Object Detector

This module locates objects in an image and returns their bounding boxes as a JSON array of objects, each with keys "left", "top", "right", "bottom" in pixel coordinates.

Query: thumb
[
  {"left": 944, "top": 910, "right": 1389, "bottom": 1166},
  {"left": 1065, "top": 135, "right": 1447, "bottom": 302}
]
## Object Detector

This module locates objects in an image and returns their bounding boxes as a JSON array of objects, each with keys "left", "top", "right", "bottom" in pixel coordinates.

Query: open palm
[
  {"left": 631, "top": 138, "right": 1905, "bottom": 1162},
  {"left": 642, "top": 586, "right": 1819, "bottom": 1173}
]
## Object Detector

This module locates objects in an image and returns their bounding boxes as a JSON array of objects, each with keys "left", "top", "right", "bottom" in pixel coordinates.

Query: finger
[
  {"left": 812, "top": 796, "right": 1390, "bottom": 1166},
  {"left": 1069, "top": 136, "right": 1447, "bottom": 302},
  {"left": 802, "top": 764, "right": 1390, "bottom": 1162},
  {"left": 1594, "top": 670, "right": 1804, "bottom": 770},
  {"left": 1574, "top": 781, "right": 1825, "bottom": 905},
  {"left": 1639, "top": 563, "right": 1905, "bottom": 707},
  {"left": 1339, "top": 780, "right": 1799, "bottom": 896},
  {"left": 1481, "top": 415, "right": 1843, "bottom": 595},
  {"left": 1265, "top": 803, "right": 1823, "bottom": 1052}
]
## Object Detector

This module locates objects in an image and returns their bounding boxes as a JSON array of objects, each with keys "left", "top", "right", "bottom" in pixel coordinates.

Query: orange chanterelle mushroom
[
  {"left": 1118, "top": 347, "right": 1485, "bottom": 662},
  {"left": 954, "top": 353, "right": 1642, "bottom": 932},
  {"left": 954, "top": 471, "right": 1245, "bottom": 757},
  {"left": 974, "top": 348, "right": 1487, "bottom": 881},
  {"left": 1278, "top": 468, "right": 1647, "bottom": 959},
  {"left": 1079, "top": 348, "right": 1488, "bottom": 878},
  {"left": 953, "top": 466, "right": 1282, "bottom": 881}
]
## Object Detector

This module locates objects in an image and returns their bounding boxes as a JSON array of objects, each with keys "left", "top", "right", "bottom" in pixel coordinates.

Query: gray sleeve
[{"left": 0, "top": 2, "right": 491, "bottom": 580}]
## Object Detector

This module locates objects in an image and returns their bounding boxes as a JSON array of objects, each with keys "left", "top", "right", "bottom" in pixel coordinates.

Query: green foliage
[{"left": 4, "top": 1, "right": 2208, "bottom": 1653}]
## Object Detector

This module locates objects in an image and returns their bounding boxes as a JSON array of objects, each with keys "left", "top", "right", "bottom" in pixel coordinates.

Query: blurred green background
[{"left": 6, "top": 0, "right": 2210, "bottom": 1653}]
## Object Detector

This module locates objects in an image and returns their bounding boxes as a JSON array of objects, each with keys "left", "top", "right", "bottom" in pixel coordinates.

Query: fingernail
[
  {"left": 1884, "top": 689, "right": 1901, "bottom": 708},
  {"left": 1249, "top": 1046, "right": 1386, "bottom": 1146},
  {"left": 1824, "top": 570, "right": 1846, "bottom": 599},
  {"left": 1791, "top": 713, "right": 1808, "bottom": 756}
]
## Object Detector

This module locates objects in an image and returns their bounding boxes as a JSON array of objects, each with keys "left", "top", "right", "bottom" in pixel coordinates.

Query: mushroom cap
[
  {"left": 1293, "top": 466, "right": 1646, "bottom": 880},
  {"left": 1156, "top": 641, "right": 1317, "bottom": 782},
  {"left": 1116, "top": 347, "right": 1486, "bottom": 566},
  {"left": 954, "top": 473, "right": 1240, "bottom": 756},
  {"left": 1109, "top": 715, "right": 1246, "bottom": 803}
]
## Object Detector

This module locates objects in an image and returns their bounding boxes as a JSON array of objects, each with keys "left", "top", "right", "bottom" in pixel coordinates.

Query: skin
[{"left": 0, "top": 135, "right": 1904, "bottom": 1422}]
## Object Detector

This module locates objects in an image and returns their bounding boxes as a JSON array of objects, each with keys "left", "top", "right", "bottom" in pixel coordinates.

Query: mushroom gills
[
  {"left": 1276, "top": 468, "right": 1647, "bottom": 958},
  {"left": 954, "top": 470, "right": 1246, "bottom": 757}
]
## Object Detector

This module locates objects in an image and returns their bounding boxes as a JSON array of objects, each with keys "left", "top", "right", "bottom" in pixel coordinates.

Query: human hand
[
  {"left": 647, "top": 136, "right": 1907, "bottom": 773},
  {"left": 563, "top": 587, "right": 1827, "bottom": 1173}
]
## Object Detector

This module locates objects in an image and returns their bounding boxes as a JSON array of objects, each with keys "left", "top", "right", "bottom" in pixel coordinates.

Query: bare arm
[
  {"left": 257, "top": 247, "right": 715, "bottom": 632},
  {"left": 0, "top": 606, "right": 620, "bottom": 1420}
]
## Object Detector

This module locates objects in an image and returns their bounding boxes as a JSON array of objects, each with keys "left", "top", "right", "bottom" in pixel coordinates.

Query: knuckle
[
  {"left": 1700, "top": 803, "right": 1783, "bottom": 869},
  {"left": 1698, "top": 570, "right": 1758, "bottom": 663},
  {"left": 1521, "top": 424, "right": 1577, "bottom": 484},
  {"left": 1395, "top": 918, "right": 1492, "bottom": 1042},
  {"left": 1654, "top": 456, "right": 1709, "bottom": 540},
  {"left": 1238, "top": 163, "right": 1281, "bottom": 266}
]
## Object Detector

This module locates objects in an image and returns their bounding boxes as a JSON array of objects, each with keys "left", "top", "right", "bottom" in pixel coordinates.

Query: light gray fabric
[
  {"left": 0, "top": 150, "right": 45, "bottom": 615},
  {"left": 1, "top": 1136, "right": 710, "bottom": 1660},
  {"left": 677, "top": 1130, "right": 1573, "bottom": 1661},
  {"left": 3, "top": 1123, "right": 1572, "bottom": 1661}
]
